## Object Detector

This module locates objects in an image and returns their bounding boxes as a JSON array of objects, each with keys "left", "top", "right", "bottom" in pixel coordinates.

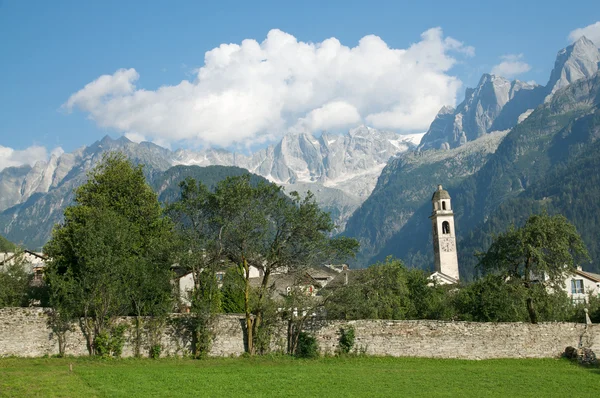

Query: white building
[
  {"left": 0, "top": 250, "right": 47, "bottom": 285},
  {"left": 428, "top": 185, "right": 460, "bottom": 284},
  {"left": 562, "top": 266, "right": 600, "bottom": 303}
]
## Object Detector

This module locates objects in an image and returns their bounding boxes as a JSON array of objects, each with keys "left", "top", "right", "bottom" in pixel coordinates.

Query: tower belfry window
[
  {"left": 442, "top": 201, "right": 446, "bottom": 210},
  {"left": 442, "top": 221, "right": 450, "bottom": 235}
]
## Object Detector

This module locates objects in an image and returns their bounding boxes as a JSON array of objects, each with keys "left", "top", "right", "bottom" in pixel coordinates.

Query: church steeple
[{"left": 429, "top": 185, "right": 459, "bottom": 281}]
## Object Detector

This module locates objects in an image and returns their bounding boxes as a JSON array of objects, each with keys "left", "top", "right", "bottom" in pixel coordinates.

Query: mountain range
[
  {"left": 2, "top": 36, "right": 600, "bottom": 279},
  {"left": 0, "top": 127, "right": 421, "bottom": 248},
  {"left": 345, "top": 36, "right": 600, "bottom": 276},
  {"left": 418, "top": 36, "right": 600, "bottom": 151}
]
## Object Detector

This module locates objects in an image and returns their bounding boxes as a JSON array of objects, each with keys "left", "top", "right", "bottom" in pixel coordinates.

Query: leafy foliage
[
  {"left": 220, "top": 267, "right": 245, "bottom": 313},
  {"left": 478, "top": 213, "right": 589, "bottom": 323},
  {"left": 337, "top": 326, "right": 356, "bottom": 354},
  {"left": 295, "top": 332, "right": 319, "bottom": 359},
  {"left": 169, "top": 174, "right": 358, "bottom": 355},
  {"left": 0, "top": 251, "right": 32, "bottom": 307},
  {"left": 43, "top": 153, "right": 175, "bottom": 355},
  {"left": 0, "top": 234, "right": 16, "bottom": 252},
  {"left": 325, "top": 258, "right": 452, "bottom": 320}
]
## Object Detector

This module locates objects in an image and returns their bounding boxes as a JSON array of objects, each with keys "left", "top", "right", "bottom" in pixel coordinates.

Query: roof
[
  {"left": 306, "top": 265, "right": 340, "bottom": 280},
  {"left": 0, "top": 250, "right": 47, "bottom": 266},
  {"left": 429, "top": 271, "right": 459, "bottom": 285},
  {"left": 0, "top": 250, "right": 48, "bottom": 273},
  {"left": 249, "top": 272, "right": 321, "bottom": 300},
  {"left": 431, "top": 184, "right": 451, "bottom": 201},
  {"left": 574, "top": 269, "right": 600, "bottom": 283},
  {"left": 322, "top": 268, "right": 367, "bottom": 290}
]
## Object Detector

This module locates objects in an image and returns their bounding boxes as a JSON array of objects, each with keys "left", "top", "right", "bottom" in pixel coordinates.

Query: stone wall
[{"left": 0, "top": 308, "right": 597, "bottom": 359}]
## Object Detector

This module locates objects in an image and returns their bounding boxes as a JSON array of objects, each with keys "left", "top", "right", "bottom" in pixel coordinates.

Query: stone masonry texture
[{"left": 0, "top": 308, "right": 597, "bottom": 359}]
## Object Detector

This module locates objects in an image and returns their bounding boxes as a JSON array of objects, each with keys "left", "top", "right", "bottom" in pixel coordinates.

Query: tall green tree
[
  {"left": 0, "top": 250, "right": 32, "bottom": 307},
  {"left": 212, "top": 176, "right": 358, "bottom": 354},
  {"left": 44, "top": 153, "right": 174, "bottom": 355},
  {"left": 171, "top": 174, "right": 358, "bottom": 354},
  {"left": 478, "top": 213, "right": 589, "bottom": 323},
  {"left": 325, "top": 258, "right": 413, "bottom": 320},
  {"left": 168, "top": 178, "right": 222, "bottom": 357}
]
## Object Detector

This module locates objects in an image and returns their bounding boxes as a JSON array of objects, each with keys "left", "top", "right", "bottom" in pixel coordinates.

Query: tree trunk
[
  {"left": 243, "top": 257, "right": 254, "bottom": 355},
  {"left": 287, "top": 319, "right": 293, "bottom": 355},
  {"left": 134, "top": 315, "right": 142, "bottom": 357},
  {"left": 526, "top": 297, "right": 538, "bottom": 324},
  {"left": 57, "top": 333, "right": 66, "bottom": 357}
]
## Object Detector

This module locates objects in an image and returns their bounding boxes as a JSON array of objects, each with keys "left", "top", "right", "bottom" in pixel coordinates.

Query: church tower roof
[{"left": 431, "top": 184, "right": 451, "bottom": 201}]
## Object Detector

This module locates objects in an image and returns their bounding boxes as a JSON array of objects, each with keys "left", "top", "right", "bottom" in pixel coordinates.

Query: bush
[
  {"left": 150, "top": 344, "right": 162, "bottom": 359},
  {"left": 295, "top": 332, "right": 319, "bottom": 359},
  {"left": 94, "top": 324, "right": 128, "bottom": 358},
  {"left": 94, "top": 331, "right": 112, "bottom": 358},
  {"left": 338, "top": 326, "right": 355, "bottom": 354}
]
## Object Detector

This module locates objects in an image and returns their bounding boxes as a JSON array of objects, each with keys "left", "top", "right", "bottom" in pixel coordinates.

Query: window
[
  {"left": 442, "top": 201, "right": 446, "bottom": 210},
  {"left": 571, "top": 279, "right": 584, "bottom": 295},
  {"left": 442, "top": 221, "right": 450, "bottom": 235}
]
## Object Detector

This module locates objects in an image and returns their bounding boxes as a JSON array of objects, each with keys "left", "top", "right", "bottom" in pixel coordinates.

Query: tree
[
  {"left": 171, "top": 174, "right": 358, "bottom": 354},
  {"left": 220, "top": 267, "right": 245, "bottom": 313},
  {"left": 325, "top": 258, "right": 412, "bottom": 320},
  {"left": 212, "top": 176, "right": 358, "bottom": 354},
  {"left": 0, "top": 250, "right": 32, "bottom": 307},
  {"left": 44, "top": 153, "right": 175, "bottom": 355},
  {"left": 168, "top": 178, "right": 222, "bottom": 357},
  {"left": 0, "top": 234, "right": 16, "bottom": 252},
  {"left": 478, "top": 213, "right": 589, "bottom": 323}
]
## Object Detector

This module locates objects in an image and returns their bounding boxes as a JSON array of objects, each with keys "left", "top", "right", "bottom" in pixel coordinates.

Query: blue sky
[{"left": 0, "top": 0, "right": 599, "bottom": 169}]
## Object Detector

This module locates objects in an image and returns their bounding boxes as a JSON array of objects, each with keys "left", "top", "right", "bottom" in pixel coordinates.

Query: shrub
[
  {"left": 94, "top": 331, "right": 112, "bottom": 358},
  {"left": 94, "top": 324, "right": 128, "bottom": 358},
  {"left": 338, "top": 326, "right": 355, "bottom": 354},
  {"left": 295, "top": 332, "right": 319, "bottom": 359},
  {"left": 150, "top": 344, "right": 162, "bottom": 359}
]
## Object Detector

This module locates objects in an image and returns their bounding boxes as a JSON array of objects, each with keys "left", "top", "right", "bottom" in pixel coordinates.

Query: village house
[
  {"left": 0, "top": 250, "right": 48, "bottom": 286},
  {"left": 560, "top": 266, "right": 600, "bottom": 303}
]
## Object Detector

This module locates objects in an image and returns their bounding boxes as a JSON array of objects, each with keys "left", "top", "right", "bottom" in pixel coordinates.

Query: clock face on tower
[{"left": 440, "top": 237, "right": 454, "bottom": 252}]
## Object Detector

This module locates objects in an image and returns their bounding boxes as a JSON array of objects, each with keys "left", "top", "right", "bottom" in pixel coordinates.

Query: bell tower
[{"left": 429, "top": 185, "right": 459, "bottom": 281}]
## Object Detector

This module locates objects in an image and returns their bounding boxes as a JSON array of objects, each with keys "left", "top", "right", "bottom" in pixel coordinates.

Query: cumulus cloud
[
  {"left": 568, "top": 21, "right": 600, "bottom": 45},
  {"left": 64, "top": 28, "right": 473, "bottom": 148},
  {"left": 491, "top": 54, "right": 531, "bottom": 79},
  {"left": 0, "top": 145, "right": 63, "bottom": 172}
]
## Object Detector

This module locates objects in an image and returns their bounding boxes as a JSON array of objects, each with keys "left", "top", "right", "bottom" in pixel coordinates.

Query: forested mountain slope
[
  {"left": 362, "top": 72, "right": 600, "bottom": 278},
  {"left": 0, "top": 164, "right": 268, "bottom": 250}
]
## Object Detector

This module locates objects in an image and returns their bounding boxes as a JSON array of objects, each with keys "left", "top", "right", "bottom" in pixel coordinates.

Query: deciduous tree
[
  {"left": 478, "top": 213, "right": 589, "bottom": 323},
  {"left": 44, "top": 153, "right": 175, "bottom": 355}
]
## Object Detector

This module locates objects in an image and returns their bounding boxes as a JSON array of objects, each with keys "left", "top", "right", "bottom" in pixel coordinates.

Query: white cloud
[
  {"left": 64, "top": 28, "right": 473, "bottom": 148},
  {"left": 568, "top": 21, "right": 600, "bottom": 45},
  {"left": 491, "top": 54, "right": 531, "bottom": 79},
  {"left": 294, "top": 101, "right": 361, "bottom": 132},
  {"left": 124, "top": 132, "right": 146, "bottom": 143},
  {"left": 0, "top": 145, "right": 63, "bottom": 172}
]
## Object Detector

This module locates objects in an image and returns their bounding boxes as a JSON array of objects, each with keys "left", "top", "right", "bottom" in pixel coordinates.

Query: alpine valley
[{"left": 2, "top": 37, "right": 600, "bottom": 279}]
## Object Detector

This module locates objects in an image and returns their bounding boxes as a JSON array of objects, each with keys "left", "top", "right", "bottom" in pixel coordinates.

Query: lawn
[{"left": 0, "top": 356, "right": 597, "bottom": 397}]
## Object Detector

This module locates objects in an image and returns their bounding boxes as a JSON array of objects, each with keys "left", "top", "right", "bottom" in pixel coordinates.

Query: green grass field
[{"left": 1, "top": 356, "right": 597, "bottom": 397}]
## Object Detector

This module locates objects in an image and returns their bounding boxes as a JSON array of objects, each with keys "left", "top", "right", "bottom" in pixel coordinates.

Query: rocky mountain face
[
  {"left": 344, "top": 130, "right": 509, "bottom": 268},
  {"left": 419, "top": 36, "right": 600, "bottom": 151},
  {"left": 0, "top": 127, "right": 421, "bottom": 248},
  {"left": 345, "top": 38, "right": 600, "bottom": 276},
  {"left": 174, "top": 126, "right": 422, "bottom": 198},
  {"left": 347, "top": 70, "right": 600, "bottom": 276},
  {"left": 545, "top": 36, "right": 600, "bottom": 101}
]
